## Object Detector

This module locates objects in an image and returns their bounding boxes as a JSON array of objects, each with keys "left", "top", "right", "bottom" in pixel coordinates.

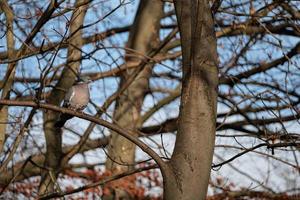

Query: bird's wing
[{"left": 63, "top": 86, "right": 75, "bottom": 106}]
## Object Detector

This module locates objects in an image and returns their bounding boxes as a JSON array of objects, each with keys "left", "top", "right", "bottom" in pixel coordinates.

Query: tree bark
[
  {"left": 38, "top": 0, "right": 89, "bottom": 195},
  {"left": 105, "top": 0, "right": 163, "bottom": 172},
  {"left": 104, "top": 1, "right": 163, "bottom": 199},
  {"left": 0, "top": 0, "right": 15, "bottom": 153},
  {"left": 163, "top": 0, "right": 218, "bottom": 199}
]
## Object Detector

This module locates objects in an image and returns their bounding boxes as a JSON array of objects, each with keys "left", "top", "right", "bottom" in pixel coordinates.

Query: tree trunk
[
  {"left": 163, "top": 0, "right": 218, "bottom": 199},
  {"left": 105, "top": 0, "right": 163, "bottom": 172},
  {"left": 104, "top": 1, "right": 163, "bottom": 199},
  {"left": 38, "top": 0, "right": 89, "bottom": 195},
  {"left": 0, "top": 1, "right": 15, "bottom": 153}
]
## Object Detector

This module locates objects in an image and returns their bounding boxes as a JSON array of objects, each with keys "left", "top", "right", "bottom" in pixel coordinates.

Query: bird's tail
[{"left": 55, "top": 113, "right": 73, "bottom": 128}]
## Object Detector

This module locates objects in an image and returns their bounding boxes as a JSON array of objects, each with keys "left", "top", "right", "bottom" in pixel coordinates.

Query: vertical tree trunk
[
  {"left": 38, "top": 0, "right": 89, "bottom": 195},
  {"left": 163, "top": 0, "right": 218, "bottom": 199},
  {"left": 0, "top": 1, "right": 15, "bottom": 153},
  {"left": 105, "top": 0, "right": 163, "bottom": 172},
  {"left": 104, "top": 1, "right": 163, "bottom": 199}
]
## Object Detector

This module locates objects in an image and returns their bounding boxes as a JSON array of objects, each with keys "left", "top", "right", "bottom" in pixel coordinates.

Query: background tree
[{"left": 0, "top": 0, "right": 299, "bottom": 199}]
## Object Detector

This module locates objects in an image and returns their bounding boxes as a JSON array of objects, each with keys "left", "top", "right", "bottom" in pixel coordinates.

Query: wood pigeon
[{"left": 55, "top": 77, "right": 91, "bottom": 128}]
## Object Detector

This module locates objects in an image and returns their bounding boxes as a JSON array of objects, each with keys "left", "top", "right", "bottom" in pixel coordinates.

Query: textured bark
[
  {"left": 0, "top": 1, "right": 15, "bottom": 153},
  {"left": 38, "top": 0, "right": 89, "bottom": 195},
  {"left": 104, "top": 1, "right": 163, "bottom": 199},
  {"left": 105, "top": 0, "right": 163, "bottom": 173},
  {"left": 163, "top": 0, "right": 218, "bottom": 199}
]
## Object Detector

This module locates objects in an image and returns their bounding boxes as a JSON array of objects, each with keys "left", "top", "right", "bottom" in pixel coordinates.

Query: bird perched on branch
[{"left": 55, "top": 76, "right": 91, "bottom": 128}]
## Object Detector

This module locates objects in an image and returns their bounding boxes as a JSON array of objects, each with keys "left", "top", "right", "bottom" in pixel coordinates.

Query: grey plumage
[
  {"left": 55, "top": 78, "right": 90, "bottom": 128},
  {"left": 63, "top": 82, "right": 90, "bottom": 110}
]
